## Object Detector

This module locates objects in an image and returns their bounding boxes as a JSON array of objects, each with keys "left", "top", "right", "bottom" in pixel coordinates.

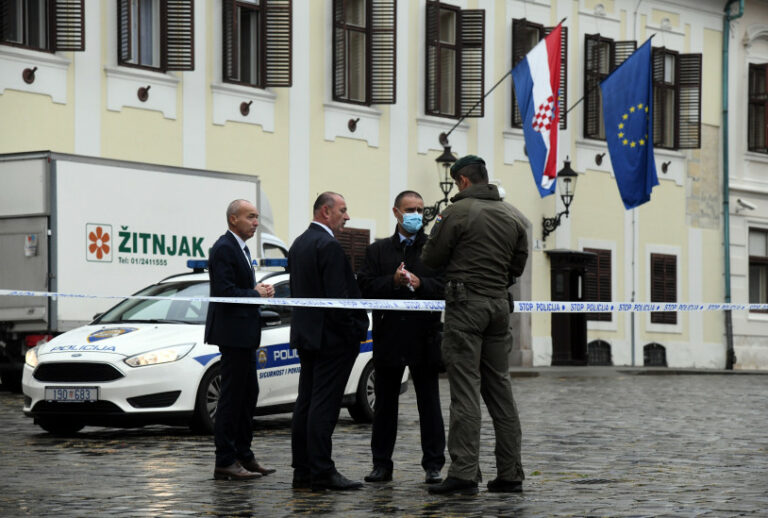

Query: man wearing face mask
[{"left": 357, "top": 190, "right": 446, "bottom": 485}]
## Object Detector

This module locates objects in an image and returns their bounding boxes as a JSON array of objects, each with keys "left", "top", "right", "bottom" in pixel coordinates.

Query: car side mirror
[{"left": 261, "top": 310, "right": 282, "bottom": 327}]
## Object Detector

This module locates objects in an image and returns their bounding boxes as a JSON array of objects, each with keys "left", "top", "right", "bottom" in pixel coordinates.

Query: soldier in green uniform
[{"left": 421, "top": 155, "right": 529, "bottom": 495}]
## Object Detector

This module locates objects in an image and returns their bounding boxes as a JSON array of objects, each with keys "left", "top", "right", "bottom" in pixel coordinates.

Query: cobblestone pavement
[{"left": 1, "top": 370, "right": 767, "bottom": 517}]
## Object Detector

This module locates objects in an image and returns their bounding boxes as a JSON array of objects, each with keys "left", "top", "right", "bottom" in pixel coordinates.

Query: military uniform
[{"left": 421, "top": 181, "right": 528, "bottom": 484}]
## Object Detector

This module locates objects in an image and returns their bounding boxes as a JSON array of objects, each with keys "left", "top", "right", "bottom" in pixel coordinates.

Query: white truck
[{"left": 0, "top": 151, "right": 287, "bottom": 389}]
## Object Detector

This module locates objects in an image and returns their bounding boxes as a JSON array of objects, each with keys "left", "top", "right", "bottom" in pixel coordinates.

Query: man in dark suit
[
  {"left": 357, "top": 190, "right": 446, "bottom": 485},
  {"left": 288, "top": 192, "right": 369, "bottom": 491},
  {"left": 205, "top": 199, "right": 276, "bottom": 481}
]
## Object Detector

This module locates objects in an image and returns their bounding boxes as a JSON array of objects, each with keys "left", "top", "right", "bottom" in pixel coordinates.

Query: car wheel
[
  {"left": 190, "top": 363, "right": 221, "bottom": 435},
  {"left": 348, "top": 361, "right": 375, "bottom": 423},
  {"left": 37, "top": 417, "right": 84, "bottom": 436}
]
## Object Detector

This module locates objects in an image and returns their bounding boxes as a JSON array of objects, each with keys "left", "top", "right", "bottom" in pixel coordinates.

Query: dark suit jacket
[
  {"left": 288, "top": 224, "right": 368, "bottom": 352},
  {"left": 204, "top": 231, "right": 262, "bottom": 349},
  {"left": 357, "top": 228, "right": 444, "bottom": 366}
]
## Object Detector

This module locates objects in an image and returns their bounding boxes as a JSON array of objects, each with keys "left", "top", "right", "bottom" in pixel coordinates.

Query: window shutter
[
  {"left": 332, "top": 0, "right": 347, "bottom": 101},
  {"left": 52, "top": 0, "right": 84, "bottom": 51},
  {"left": 584, "top": 248, "right": 612, "bottom": 322},
  {"left": 613, "top": 40, "right": 636, "bottom": 69},
  {"left": 544, "top": 24, "right": 567, "bottom": 129},
  {"left": 677, "top": 53, "right": 701, "bottom": 149},
  {"left": 650, "top": 253, "right": 677, "bottom": 324},
  {"left": 117, "top": 0, "right": 132, "bottom": 64},
  {"left": 0, "top": 0, "right": 10, "bottom": 42},
  {"left": 583, "top": 34, "right": 604, "bottom": 139},
  {"left": 652, "top": 48, "right": 665, "bottom": 147},
  {"left": 511, "top": 19, "right": 531, "bottom": 127},
  {"left": 162, "top": 0, "right": 194, "bottom": 71},
  {"left": 336, "top": 228, "right": 370, "bottom": 272},
  {"left": 369, "top": 0, "right": 396, "bottom": 104},
  {"left": 222, "top": 0, "right": 236, "bottom": 81},
  {"left": 458, "top": 9, "right": 484, "bottom": 118},
  {"left": 263, "top": 0, "right": 292, "bottom": 87},
  {"left": 425, "top": 0, "right": 439, "bottom": 115}
]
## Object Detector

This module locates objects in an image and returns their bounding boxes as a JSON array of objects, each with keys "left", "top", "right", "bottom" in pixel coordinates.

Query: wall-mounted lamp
[
  {"left": 240, "top": 100, "right": 253, "bottom": 116},
  {"left": 542, "top": 158, "right": 579, "bottom": 242},
  {"left": 137, "top": 85, "right": 151, "bottom": 102},
  {"left": 661, "top": 161, "right": 671, "bottom": 174},
  {"left": 22, "top": 67, "right": 38, "bottom": 84},
  {"left": 348, "top": 118, "right": 360, "bottom": 132},
  {"left": 595, "top": 152, "right": 606, "bottom": 166},
  {"left": 423, "top": 144, "right": 457, "bottom": 224}
]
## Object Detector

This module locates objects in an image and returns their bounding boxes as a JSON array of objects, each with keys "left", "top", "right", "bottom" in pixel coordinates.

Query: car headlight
[
  {"left": 25, "top": 347, "right": 39, "bottom": 368},
  {"left": 124, "top": 344, "right": 195, "bottom": 367}
]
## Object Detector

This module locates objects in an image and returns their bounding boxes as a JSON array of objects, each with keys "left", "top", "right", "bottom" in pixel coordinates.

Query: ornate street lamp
[
  {"left": 542, "top": 158, "right": 579, "bottom": 242},
  {"left": 423, "top": 145, "right": 457, "bottom": 224}
]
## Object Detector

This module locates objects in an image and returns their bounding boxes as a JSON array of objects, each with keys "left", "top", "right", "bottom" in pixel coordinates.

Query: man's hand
[
  {"left": 393, "top": 263, "right": 419, "bottom": 291},
  {"left": 255, "top": 283, "right": 274, "bottom": 298}
]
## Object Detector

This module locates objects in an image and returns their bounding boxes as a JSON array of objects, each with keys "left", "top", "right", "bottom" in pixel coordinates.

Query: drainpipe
[{"left": 723, "top": 0, "right": 744, "bottom": 370}]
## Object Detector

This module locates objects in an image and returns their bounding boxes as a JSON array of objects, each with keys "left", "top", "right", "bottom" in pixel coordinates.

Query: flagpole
[
  {"left": 440, "top": 17, "right": 568, "bottom": 145},
  {"left": 440, "top": 70, "right": 512, "bottom": 145}
]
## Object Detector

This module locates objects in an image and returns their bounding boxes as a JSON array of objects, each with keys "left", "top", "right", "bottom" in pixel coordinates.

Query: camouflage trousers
[{"left": 441, "top": 296, "right": 524, "bottom": 483}]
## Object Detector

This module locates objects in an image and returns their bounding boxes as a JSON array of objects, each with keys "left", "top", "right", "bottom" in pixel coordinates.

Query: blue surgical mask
[{"left": 400, "top": 211, "right": 423, "bottom": 234}]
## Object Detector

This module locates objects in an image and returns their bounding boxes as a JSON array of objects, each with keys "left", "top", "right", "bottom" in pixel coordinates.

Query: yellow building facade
[{"left": 0, "top": 0, "right": 743, "bottom": 368}]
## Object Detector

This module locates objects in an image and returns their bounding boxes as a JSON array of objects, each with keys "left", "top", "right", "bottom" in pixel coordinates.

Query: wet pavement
[{"left": 1, "top": 369, "right": 767, "bottom": 517}]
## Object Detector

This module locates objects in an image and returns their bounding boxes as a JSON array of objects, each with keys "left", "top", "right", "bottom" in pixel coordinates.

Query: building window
[
  {"left": 749, "top": 229, "right": 768, "bottom": 308},
  {"left": 748, "top": 63, "right": 768, "bottom": 153},
  {"left": 332, "top": 0, "right": 395, "bottom": 105},
  {"left": 650, "top": 253, "right": 677, "bottom": 324},
  {"left": 511, "top": 18, "right": 567, "bottom": 129},
  {"left": 426, "top": 0, "right": 484, "bottom": 119},
  {"left": 652, "top": 47, "right": 702, "bottom": 150},
  {"left": 223, "top": 0, "right": 292, "bottom": 88},
  {"left": 117, "top": 0, "right": 194, "bottom": 72},
  {"left": 583, "top": 34, "right": 636, "bottom": 140},
  {"left": 0, "top": 0, "right": 85, "bottom": 52},
  {"left": 584, "top": 247, "right": 611, "bottom": 322},
  {"left": 643, "top": 343, "right": 667, "bottom": 367}
]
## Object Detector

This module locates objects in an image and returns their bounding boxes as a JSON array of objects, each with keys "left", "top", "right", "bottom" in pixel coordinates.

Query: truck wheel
[
  {"left": 190, "top": 363, "right": 221, "bottom": 434},
  {"left": 37, "top": 417, "right": 84, "bottom": 436},
  {"left": 348, "top": 361, "right": 375, "bottom": 423}
]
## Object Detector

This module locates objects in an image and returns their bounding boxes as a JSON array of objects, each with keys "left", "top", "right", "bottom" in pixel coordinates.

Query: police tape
[{"left": 1, "top": 289, "right": 767, "bottom": 313}]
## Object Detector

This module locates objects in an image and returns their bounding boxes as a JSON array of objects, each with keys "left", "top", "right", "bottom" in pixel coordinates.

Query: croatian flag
[{"left": 512, "top": 24, "right": 562, "bottom": 197}]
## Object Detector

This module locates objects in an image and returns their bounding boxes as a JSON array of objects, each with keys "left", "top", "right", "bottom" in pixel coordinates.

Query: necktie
[
  {"left": 243, "top": 245, "right": 252, "bottom": 266},
  {"left": 404, "top": 238, "right": 414, "bottom": 247}
]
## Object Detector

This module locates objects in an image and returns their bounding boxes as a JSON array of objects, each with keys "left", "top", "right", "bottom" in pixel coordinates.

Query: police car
[{"left": 21, "top": 261, "right": 391, "bottom": 435}]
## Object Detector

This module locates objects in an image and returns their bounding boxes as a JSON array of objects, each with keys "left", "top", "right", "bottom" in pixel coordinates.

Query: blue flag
[{"left": 600, "top": 39, "right": 659, "bottom": 210}]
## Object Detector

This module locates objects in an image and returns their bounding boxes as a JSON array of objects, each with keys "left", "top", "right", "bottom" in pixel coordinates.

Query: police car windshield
[{"left": 96, "top": 281, "right": 210, "bottom": 325}]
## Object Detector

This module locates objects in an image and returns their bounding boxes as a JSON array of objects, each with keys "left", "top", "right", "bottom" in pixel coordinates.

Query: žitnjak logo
[{"left": 86, "top": 224, "right": 112, "bottom": 262}]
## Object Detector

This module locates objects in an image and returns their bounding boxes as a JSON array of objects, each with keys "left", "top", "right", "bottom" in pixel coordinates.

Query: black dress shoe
[
  {"left": 427, "top": 476, "right": 478, "bottom": 495},
  {"left": 425, "top": 469, "right": 442, "bottom": 484},
  {"left": 311, "top": 472, "right": 363, "bottom": 491},
  {"left": 487, "top": 478, "right": 523, "bottom": 493},
  {"left": 239, "top": 458, "right": 276, "bottom": 475},
  {"left": 213, "top": 462, "right": 262, "bottom": 481},
  {"left": 364, "top": 466, "right": 393, "bottom": 482}
]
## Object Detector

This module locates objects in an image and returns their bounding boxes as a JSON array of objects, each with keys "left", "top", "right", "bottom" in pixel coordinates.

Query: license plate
[{"left": 44, "top": 386, "right": 98, "bottom": 402}]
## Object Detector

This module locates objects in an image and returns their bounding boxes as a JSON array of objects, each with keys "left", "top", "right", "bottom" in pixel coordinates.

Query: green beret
[{"left": 450, "top": 154, "right": 485, "bottom": 176}]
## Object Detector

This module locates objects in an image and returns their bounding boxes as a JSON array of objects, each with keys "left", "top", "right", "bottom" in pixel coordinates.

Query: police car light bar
[
  {"left": 187, "top": 260, "right": 208, "bottom": 272},
  {"left": 258, "top": 258, "right": 288, "bottom": 268}
]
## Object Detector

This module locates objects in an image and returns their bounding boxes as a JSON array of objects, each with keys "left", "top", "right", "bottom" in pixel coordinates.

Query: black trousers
[
  {"left": 291, "top": 346, "right": 358, "bottom": 478},
  {"left": 371, "top": 362, "right": 446, "bottom": 472},
  {"left": 215, "top": 347, "right": 259, "bottom": 467}
]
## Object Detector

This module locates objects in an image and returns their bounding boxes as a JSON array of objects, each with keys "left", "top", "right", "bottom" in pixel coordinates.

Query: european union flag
[{"left": 600, "top": 39, "right": 659, "bottom": 210}]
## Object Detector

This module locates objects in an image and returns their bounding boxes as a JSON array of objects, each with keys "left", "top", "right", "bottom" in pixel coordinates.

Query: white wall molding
[
  {"left": 323, "top": 102, "right": 382, "bottom": 147},
  {"left": 0, "top": 46, "right": 70, "bottom": 104},
  {"left": 104, "top": 65, "right": 179, "bottom": 119},
  {"left": 212, "top": 83, "right": 277, "bottom": 131}
]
